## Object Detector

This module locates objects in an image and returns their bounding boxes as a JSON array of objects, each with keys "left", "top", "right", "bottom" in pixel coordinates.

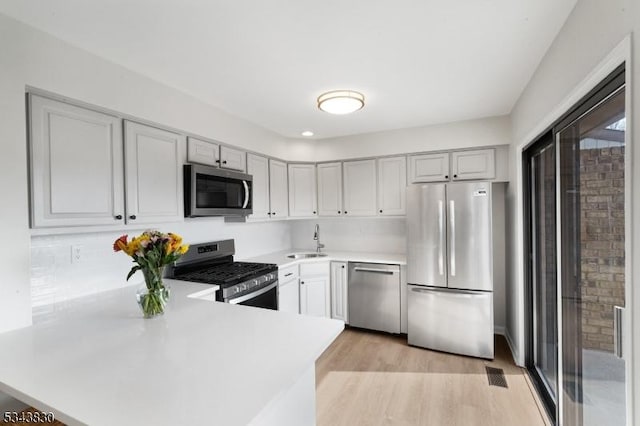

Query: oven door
[
  {"left": 184, "top": 164, "right": 253, "bottom": 217},
  {"left": 228, "top": 282, "right": 278, "bottom": 310}
]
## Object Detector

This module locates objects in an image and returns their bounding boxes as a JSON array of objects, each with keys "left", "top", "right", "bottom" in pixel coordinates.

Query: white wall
[
  {"left": 287, "top": 116, "right": 511, "bottom": 162},
  {"left": 506, "top": 2, "right": 639, "bottom": 420},
  {"left": 290, "top": 218, "right": 406, "bottom": 254}
]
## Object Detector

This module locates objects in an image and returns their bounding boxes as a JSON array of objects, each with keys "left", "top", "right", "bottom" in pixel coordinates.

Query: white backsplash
[
  {"left": 31, "top": 218, "right": 292, "bottom": 310},
  {"left": 289, "top": 217, "right": 406, "bottom": 254}
]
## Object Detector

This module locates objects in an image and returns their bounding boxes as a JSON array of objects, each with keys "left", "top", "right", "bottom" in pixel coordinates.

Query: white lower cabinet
[
  {"left": 279, "top": 279, "right": 300, "bottom": 314},
  {"left": 278, "top": 264, "right": 300, "bottom": 314},
  {"left": 299, "top": 262, "right": 330, "bottom": 318},
  {"left": 330, "top": 262, "right": 348, "bottom": 323}
]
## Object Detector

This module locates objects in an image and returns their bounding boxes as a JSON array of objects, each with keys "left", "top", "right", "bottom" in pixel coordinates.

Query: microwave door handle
[{"left": 242, "top": 180, "right": 249, "bottom": 209}]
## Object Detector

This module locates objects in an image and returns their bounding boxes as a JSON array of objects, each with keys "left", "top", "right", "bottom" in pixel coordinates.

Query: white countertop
[
  {"left": 0, "top": 280, "right": 343, "bottom": 426},
  {"left": 241, "top": 249, "right": 406, "bottom": 268}
]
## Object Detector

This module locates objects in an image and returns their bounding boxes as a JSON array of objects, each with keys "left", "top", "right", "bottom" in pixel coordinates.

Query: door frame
[{"left": 514, "top": 36, "right": 633, "bottom": 425}]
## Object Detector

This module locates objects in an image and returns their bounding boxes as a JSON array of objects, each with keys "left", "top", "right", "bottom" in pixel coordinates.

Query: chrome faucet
[{"left": 313, "top": 224, "right": 325, "bottom": 253}]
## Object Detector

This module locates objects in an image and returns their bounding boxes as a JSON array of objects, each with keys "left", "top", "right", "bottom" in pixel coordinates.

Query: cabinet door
[
  {"left": 377, "top": 156, "right": 407, "bottom": 216},
  {"left": 268, "top": 159, "right": 289, "bottom": 218},
  {"left": 343, "top": 159, "right": 377, "bottom": 216},
  {"left": 451, "top": 148, "right": 495, "bottom": 181},
  {"left": 288, "top": 164, "right": 317, "bottom": 217},
  {"left": 300, "top": 276, "right": 329, "bottom": 318},
  {"left": 409, "top": 153, "right": 450, "bottom": 183},
  {"left": 187, "top": 137, "right": 219, "bottom": 167},
  {"left": 124, "top": 121, "right": 184, "bottom": 224},
  {"left": 330, "top": 262, "right": 348, "bottom": 323},
  {"left": 247, "top": 154, "right": 270, "bottom": 219},
  {"left": 278, "top": 279, "right": 300, "bottom": 314},
  {"left": 29, "top": 95, "right": 125, "bottom": 227},
  {"left": 317, "top": 162, "right": 343, "bottom": 216},
  {"left": 220, "top": 145, "right": 246, "bottom": 172}
]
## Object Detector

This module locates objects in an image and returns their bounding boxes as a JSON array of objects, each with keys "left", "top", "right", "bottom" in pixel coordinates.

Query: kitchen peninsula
[{"left": 0, "top": 281, "right": 343, "bottom": 425}]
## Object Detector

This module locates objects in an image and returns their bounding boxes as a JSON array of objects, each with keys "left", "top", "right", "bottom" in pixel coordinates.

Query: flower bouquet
[{"left": 113, "top": 230, "right": 189, "bottom": 318}]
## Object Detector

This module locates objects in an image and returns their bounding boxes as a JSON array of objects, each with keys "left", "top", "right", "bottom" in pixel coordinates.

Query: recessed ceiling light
[
  {"left": 301, "top": 130, "right": 314, "bottom": 137},
  {"left": 317, "top": 90, "right": 365, "bottom": 115}
]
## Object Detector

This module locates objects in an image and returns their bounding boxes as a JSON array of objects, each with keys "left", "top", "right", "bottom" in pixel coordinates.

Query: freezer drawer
[
  {"left": 407, "top": 285, "right": 494, "bottom": 359},
  {"left": 348, "top": 263, "right": 401, "bottom": 334}
]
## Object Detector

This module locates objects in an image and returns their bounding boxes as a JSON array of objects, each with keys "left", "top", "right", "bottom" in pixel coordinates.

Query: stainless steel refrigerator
[{"left": 407, "top": 181, "right": 504, "bottom": 359}]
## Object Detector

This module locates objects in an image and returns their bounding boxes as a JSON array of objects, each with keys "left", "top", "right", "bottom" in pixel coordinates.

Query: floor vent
[{"left": 486, "top": 366, "right": 508, "bottom": 388}]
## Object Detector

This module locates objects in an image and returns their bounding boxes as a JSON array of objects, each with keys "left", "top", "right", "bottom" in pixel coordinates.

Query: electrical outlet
[{"left": 71, "top": 245, "right": 83, "bottom": 263}]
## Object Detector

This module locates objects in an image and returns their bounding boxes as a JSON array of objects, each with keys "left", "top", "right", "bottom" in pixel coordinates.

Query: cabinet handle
[
  {"left": 284, "top": 273, "right": 293, "bottom": 277},
  {"left": 215, "top": 159, "right": 220, "bottom": 164},
  {"left": 445, "top": 175, "right": 449, "bottom": 179},
  {"left": 379, "top": 210, "right": 383, "bottom": 213},
  {"left": 300, "top": 281, "right": 305, "bottom": 285},
  {"left": 115, "top": 215, "right": 123, "bottom": 220},
  {"left": 129, "top": 215, "right": 137, "bottom": 220},
  {"left": 272, "top": 212, "right": 276, "bottom": 216},
  {"left": 341, "top": 265, "right": 345, "bottom": 269},
  {"left": 222, "top": 160, "right": 227, "bottom": 165},
  {"left": 268, "top": 212, "right": 271, "bottom": 216},
  {"left": 338, "top": 210, "right": 341, "bottom": 214},
  {"left": 313, "top": 211, "right": 316, "bottom": 214},
  {"left": 344, "top": 211, "right": 348, "bottom": 214},
  {"left": 453, "top": 174, "right": 457, "bottom": 178}
]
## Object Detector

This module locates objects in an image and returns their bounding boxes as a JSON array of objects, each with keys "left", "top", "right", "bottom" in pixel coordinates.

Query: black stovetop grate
[{"left": 173, "top": 261, "right": 276, "bottom": 286}]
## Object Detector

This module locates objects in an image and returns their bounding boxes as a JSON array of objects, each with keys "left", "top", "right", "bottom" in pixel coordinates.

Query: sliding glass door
[{"left": 525, "top": 65, "right": 626, "bottom": 426}]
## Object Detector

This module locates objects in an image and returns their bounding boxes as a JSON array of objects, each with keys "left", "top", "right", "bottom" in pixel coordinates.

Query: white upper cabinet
[
  {"left": 247, "top": 154, "right": 270, "bottom": 219},
  {"left": 187, "top": 137, "right": 219, "bottom": 167},
  {"left": 124, "top": 121, "right": 184, "bottom": 225},
  {"left": 29, "top": 95, "right": 125, "bottom": 228},
  {"left": 288, "top": 164, "right": 317, "bottom": 217},
  {"left": 269, "top": 159, "right": 289, "bottom": 219},
  {"left": 451, "top": 148, "right": 496, "bottom": 181},
  {"left": 317, "top": 163, "right": 343, "bottom": 217},
  {"left": 409, "top": 152, "right": 450, "bottom": 183},
  {"left": 343, "top": 159, "right": 377, "bottom": 216},
  {"left": 377, "top": 156, "right": 407, "bottom": 216},
  {"left": 220, "top": 145, "right": 246, "bottom": 172}
]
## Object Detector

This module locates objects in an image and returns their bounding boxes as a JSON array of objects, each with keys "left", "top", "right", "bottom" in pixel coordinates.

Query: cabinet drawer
[
  {"left": 278, "top": 264, "right": 299, "bottom": 282},
  {"left": 300, "top": 262, "right": 330, "bottom": 277}
]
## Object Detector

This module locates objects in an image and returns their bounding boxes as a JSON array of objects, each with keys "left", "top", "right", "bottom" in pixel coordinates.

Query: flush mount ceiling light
[
  {"left": 301, "top": 130, "right": 314, "bottom": 137},
  {"left": 317, "top": 90, "right": 365, "bottom": 115}
]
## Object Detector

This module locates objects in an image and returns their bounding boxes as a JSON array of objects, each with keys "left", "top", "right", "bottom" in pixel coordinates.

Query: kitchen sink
[{"left": 287, "top": 252, "right": 328, "bottom": 259}]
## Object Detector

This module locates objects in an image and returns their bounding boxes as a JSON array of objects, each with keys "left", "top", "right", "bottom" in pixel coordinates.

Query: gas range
[{"left": 168, "top": 240, "right": 278, "bottom": 309}]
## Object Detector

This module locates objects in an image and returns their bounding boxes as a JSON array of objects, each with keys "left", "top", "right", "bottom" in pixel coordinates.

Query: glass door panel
[
  {"left": 530, "top": 140, "right": 558, "bottom": 406},
  {"left": 558, "top": 87, "right": 626, "bottom": 426}
]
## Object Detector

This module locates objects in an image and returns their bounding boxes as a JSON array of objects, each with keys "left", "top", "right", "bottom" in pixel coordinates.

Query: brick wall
[{"left": 580, "top": 146, "right": 625, "bottom": 352}]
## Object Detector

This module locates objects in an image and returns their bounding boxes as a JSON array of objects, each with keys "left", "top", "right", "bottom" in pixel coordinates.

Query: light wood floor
[{"left": 316, "top": 328, "right": 551, "bottom": 426}]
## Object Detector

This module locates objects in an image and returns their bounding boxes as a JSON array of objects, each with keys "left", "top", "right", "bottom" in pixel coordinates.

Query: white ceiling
[{"left": 0, "top": 0, "right": 577, "bottom": 140}]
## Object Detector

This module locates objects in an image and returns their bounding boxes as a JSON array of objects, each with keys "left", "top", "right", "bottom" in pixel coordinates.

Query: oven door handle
[
  {"left": 228, "top": 281, "right": 277, "bottom": 305},
  {"left": 242, "top": 180, "right": 250, "bottom": 209}
]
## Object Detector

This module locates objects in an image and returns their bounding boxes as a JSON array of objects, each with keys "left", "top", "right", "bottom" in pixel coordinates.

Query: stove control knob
[
  {"left": 252, "top": 280, "right": 258, "bottom": 287},
  {"left": 241, "top": 284, "right": 247, "bottom": 291},
  {"left": 234, "top": 288, "right": 241, "bottom": 294}
]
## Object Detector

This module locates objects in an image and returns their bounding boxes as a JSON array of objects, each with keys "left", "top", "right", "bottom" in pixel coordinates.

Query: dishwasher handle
[{"left": 352, "top": 267, "right": 397, "bottom": 275}]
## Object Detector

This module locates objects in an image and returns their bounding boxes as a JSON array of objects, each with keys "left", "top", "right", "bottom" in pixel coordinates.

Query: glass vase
[{"left": 136, "top": 267, "right": 170, "bottom": 318}]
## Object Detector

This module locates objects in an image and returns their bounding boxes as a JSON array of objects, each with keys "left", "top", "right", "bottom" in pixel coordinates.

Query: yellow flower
[{"left": 178, "top": 244, "right": 189, "bottom": 255}]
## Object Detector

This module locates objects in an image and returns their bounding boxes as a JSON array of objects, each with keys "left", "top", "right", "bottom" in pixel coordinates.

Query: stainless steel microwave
[{"left": 184, "top": 164, "right": 253, "bottom": 217}]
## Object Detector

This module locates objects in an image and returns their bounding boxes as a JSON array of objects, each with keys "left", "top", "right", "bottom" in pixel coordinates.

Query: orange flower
[{"left": 113, "top": 235, "right": 128, "bottom": 252}]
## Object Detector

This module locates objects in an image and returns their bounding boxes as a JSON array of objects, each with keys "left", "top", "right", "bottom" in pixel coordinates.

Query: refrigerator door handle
[
  {"left": 438, "top": 200, "right": 444, "bottom": 276},
  {"left": 449, "top": 199, "right": 456, "bottom": 277}
]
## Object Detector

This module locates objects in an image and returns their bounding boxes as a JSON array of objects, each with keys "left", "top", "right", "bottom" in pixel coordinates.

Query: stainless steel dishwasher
[{"left": 348, "top": 262, "right": 401, "bottom": 333}]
